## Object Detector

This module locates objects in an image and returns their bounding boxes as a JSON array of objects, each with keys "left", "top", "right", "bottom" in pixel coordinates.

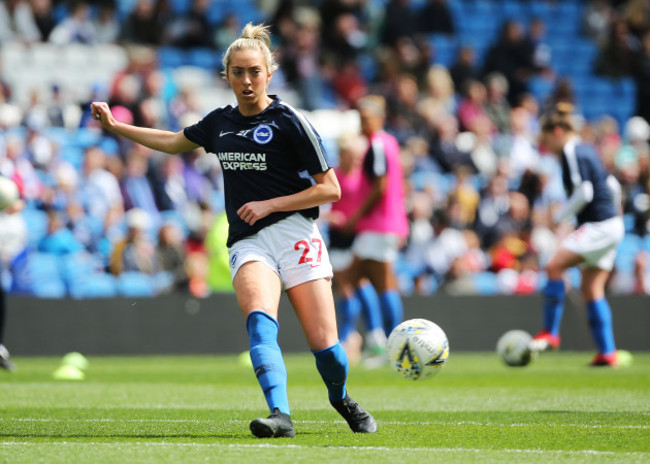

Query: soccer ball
[
  {"left": 496, "top": 330, "right": 535, "bottom": 367},
  {"left": 0, "top": 176, "right": 18, "bottom": 211},
  {"left": 386, "top": 318, "right": 449, "bottom": 381}
]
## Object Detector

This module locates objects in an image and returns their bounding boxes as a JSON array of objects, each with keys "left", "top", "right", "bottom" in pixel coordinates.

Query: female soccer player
[
  {"left": 327, "top": 134, "right": 383, "bottom": 364},
  {"left": 91, "top": 23, "right": 376, "bottom": 437},
  {"left": 344, "top": 95, "right": 409, "bottom": 346},
  {"left": 530, "top": 106, "right": 624, "bottom": 367}
]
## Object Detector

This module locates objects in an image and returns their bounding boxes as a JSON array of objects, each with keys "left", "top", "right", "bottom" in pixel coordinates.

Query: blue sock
[
  {"left": 312, "top": 342, "right": 348, "bottom": 403},
  {"left": 336, "top": 294, "right": 361, "bottom": 342},
  {"left": 247, "top": 311, "right": 290, "bottom": 415},
  {"left": 379, "top": 289, "right": 403, "bottom": 337},
  {"left": 543, "top": 279, "right": 565, "bottom": 337},
  {"left": 356, "top": 282, "right": 382, "bottom": 332},
  {"left": 587, "top": 298, "right": 616, "bottom": 354}
]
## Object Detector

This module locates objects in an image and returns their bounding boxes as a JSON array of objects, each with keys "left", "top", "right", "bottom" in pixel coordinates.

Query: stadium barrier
[{"left": 6, "top": 293, "right": 649, "bottom": 356}]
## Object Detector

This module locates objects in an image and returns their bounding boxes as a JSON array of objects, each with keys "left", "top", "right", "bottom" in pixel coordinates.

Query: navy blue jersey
[
  {"left": 183, "top": 96, "right": 330, "bottom": 246},
  {"left": 561, "top": 140, "right": 616, "bottom": 225}
]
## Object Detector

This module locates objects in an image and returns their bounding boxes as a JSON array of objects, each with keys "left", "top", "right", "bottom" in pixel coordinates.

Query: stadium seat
[
  {"left": 30, "top": 279, "right": 67, "bottom": 298},
  {"left": 69, "top": 273, "right": 119, "bottom": 299},
  {"left": 117, "top": 271, "right": 157, "bottom": 297},
  {"left": 158, "top": 47, "right": 187, "bottom": 69},
  {"left": 22, "top": 208, "right": 49, "bottom": 250},
  {"left": 471, "top": 272, "right": 499, "bottom": 295}
]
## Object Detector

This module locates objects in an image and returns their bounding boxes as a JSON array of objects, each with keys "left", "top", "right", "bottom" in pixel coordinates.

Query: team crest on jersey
[{"left": 253, "top": 124, "right": 273, "bottom": 144}]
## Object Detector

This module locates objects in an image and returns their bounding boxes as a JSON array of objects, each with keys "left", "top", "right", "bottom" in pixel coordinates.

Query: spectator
[
  {"left": 484, "top": 72, "right": 511, "bottom": 134},
  {"left": 633, "top": 30, "right": 650, "bottom": 123},
  {"left": 483, "top": 20, "right": 534, "bottom": 105},
  {"left": 474, "top": 172, "right": 511, "bottom": 249},
  {"left": 595, "top": 18, "right": 637, "bottom": 77},
  {"left": 162, "top": 0, "right": 213, "bottom": 48},
  {"left": 94, "top": 1, "right": 119, "bottom": 44},
  {"left": 583, "top": 0, "right": 613, "bottom": 44},
  {"left": 524, "top": 16, "right": 552, "bottom": 74},
  {"left": 0, "top": 0, "right": 41, "bottom": 43},
  {"left": 79, "top": 145, "right": 124, "bottom": 235},
  {"left": 120, "top": 0, "right": 166, "bottom": 45},
  {"left": 503, "top": 106, "right": 540, "bottom": 182},
  {"left": 380, "top": 0, "right": 416, "bottom": 46},
  {"left": 457, "top": 79, "right": 494, "bottom": 133},
  {"left": 418, "top": 65, "right": 456, "bottom": 125},
  {"left": 120, "top": 146, "right": 161, "bottom": 228},
  {"left": 428, "top": 114, "right": 474, "bottom": 174},
  {"left": 49, "top": 1, "right": 96, "bottom": 45},
  {"left": 155, "top": 221, "right": 187, "bottom": 291},
  {"left": 30, "top": 0, "right": 55, "bottom": 42},
  {"left": 109, "top": 208, "right": 157, "bottom": 275},
  {"left": 623, "top": 0, "right": 650, "bottom": 42},
  {"left": 37, "top": 210, "right": 85, "bottom": 255},
  {"left": 418, "top": 0, "right": 455, "bottom": 35},
  {"left": 449, "top": 45, "right": 478, "bottom": 93}
]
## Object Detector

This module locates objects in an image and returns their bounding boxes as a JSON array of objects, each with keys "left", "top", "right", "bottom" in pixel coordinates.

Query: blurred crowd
[{"left": 0, "top": 0, "right": 649, "bottom": 298}]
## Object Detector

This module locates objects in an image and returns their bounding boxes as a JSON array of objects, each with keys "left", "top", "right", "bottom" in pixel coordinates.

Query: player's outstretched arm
[{"left": 90, "top": 102, "right": 199, "bottom": 155}]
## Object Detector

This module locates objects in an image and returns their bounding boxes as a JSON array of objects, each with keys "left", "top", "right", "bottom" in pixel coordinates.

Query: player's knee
[{"left": 544, "top": 262, "right": 563, "bottom": 280}]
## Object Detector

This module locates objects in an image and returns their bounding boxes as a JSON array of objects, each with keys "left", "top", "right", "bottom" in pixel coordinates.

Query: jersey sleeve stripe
[
  {"left": 279, "top": 101, "right": 329, "bottom": 171},
  {"left": 371, "top": 138, "right": 387, "bottom": 176},
  {"left": 564, "top": 138, "right": 583, "bottom": 188}
]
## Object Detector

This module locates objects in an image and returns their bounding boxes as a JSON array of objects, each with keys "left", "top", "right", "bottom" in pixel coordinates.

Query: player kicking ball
[
  {"left": 530, "top": 104, "right": 624, "bottom": 367},
  {"left": 91, "top": 23, "right": 376, "bottom": 437}
]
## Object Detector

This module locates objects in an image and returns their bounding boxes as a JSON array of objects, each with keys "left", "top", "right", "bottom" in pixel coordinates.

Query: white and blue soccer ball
[
  {"left": 496, "top": 329, "right": 535, "bottom": 367},
  {"left": 386, "top": 318, "right": 449, "bottom": 381}
]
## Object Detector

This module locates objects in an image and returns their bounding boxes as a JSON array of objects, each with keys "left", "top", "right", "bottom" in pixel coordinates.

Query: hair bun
[{"left": 555, "top": 101, "right": 574, "bottom": 116}]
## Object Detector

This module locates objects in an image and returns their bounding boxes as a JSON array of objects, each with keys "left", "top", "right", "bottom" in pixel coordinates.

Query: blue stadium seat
[
  {"left": 168, "top": 0, "right": 192, "bottom": 14},
  {"left": 158, "top": 47, "right": 187, "bottom": 69},
  {"left": 22, "top": 208, "right": 49, "bottom": 250},
  {"left": 187, "top": 48, "right": 219, "bottom": 70},
  {"left": 117, "top": 271, "right": 157, "bottom": 297},
  {"left": 471, "top": 272, "right": 499, "bottom": 295},
  {"left": 69, "top": 273, "right": 119, "bottom": 299},
  {"left": 528, "top": 76, "right": 555, "bottom": 103},
  {"left": 31, "top": 279, "right": 67, "bottom": 298}
]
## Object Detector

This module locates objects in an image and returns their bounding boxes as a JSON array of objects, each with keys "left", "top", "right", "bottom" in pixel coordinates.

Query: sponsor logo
[
  {"left": 230, "top": 252, "right": 239, "bottom": 268},
  {"left": 217, "top": 152, "right": 267, "bottom": 171},
  {"left": 253, "top": 124, "right": 273, "bottom": 144},
  {"left": 219, "top": 130, "right": 234, "bottom": 137}
]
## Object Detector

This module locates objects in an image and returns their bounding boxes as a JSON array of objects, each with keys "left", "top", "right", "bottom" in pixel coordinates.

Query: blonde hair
[
  {"left": 222, "top": 23, "right": 279, "bottom": 75},
  {"left": 357, "top": 95, "right": 386, "bottom": 117}
]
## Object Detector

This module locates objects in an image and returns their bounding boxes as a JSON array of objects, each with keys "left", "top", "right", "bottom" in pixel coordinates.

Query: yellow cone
[{"left": 52, "top": 365, "right": 85, "bottom": 380}]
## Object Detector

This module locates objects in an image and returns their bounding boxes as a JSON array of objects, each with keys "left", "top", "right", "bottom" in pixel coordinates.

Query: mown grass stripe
[
  {"left": 0, "top": 441, "right": 648, "bottom": 457},
  {"left": 2, "top": 418, "right": 647, "bottom": 429}
]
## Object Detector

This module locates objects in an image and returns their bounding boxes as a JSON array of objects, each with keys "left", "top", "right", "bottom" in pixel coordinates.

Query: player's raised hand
[{"left": 90, "top": 102, "right": 116, "bottom": 129}]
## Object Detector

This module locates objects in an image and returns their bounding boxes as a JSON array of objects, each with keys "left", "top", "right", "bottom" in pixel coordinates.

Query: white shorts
[
  {"left": 562, "top": 216, "right": 625, "bottom": 271},
  {"left": 329, "top": 248, "right": 354, "bottom": 272},
  {"left": 228, "top": 213, "right": 333, "bottom": 290},
  {"left": 352, "top": 231, "right": 401, "bottom": 263}
]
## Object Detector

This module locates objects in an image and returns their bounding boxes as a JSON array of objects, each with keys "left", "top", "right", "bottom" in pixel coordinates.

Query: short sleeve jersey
[
  {"left": 183, "top": 96, "right": 330, "bottom": 247},
  {"left": 561, "top": 139, "right": 616, "bottom": 225},
  {"left": 357, "top": 131, "right": 409, "bottom": 237}
]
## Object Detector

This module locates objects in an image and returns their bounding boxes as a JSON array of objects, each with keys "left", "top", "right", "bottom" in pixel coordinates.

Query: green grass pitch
[{"left": 1, "top": 352, "right": 648, "bottom": 464}]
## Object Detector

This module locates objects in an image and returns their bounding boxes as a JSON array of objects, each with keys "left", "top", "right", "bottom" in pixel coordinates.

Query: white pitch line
[
  {"left": 0, "top": 441, "right": 648, "bottom": 457},
  {"left": 1, "top": 418, "right": 647, "bottom": 430}
]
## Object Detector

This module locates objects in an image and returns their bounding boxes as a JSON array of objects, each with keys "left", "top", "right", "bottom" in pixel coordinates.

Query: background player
[
  {"left": 91, "top": 23, "right": 376, "bottom": 437},
  {"left": 344, "top": 95, "right": 409, "bottom": 359},
  {"left": 530, "top": 105, "right": 625, "bottom": 367},
  {"left": 327, "top": 133, "right": 383, "bottom": 364}
]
